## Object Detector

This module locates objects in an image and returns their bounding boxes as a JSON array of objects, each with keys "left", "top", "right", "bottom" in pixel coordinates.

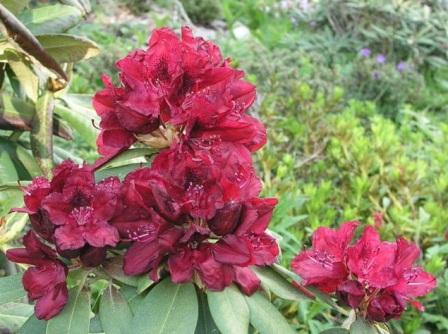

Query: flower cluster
[
  {"left": 291, "top": 222, "right": 436, "bottom": 322},
  {"left": 113, "top": 144, "right": 278, "bottom": 293},
  {"left": 6, "top": 161, "right": 121, "bottom": 319},
  {"left": 93, "top": 26, "right": 265, "bottom": 156},
  {"left": 6, "top": 27, "right": 279, "bottom": 320},
  {"left": 103, "top": 27, "right": 279, "bottom": 294}
]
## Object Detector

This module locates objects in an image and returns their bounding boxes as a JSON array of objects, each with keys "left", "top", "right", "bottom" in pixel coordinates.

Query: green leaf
[
  {"left": 0, "top": 137, "right": 41, "bottom": 181},
  {"left": 54, "top": 103, "right": 98, "bottom": 148},
  {"left": 30, "top": 90, "right": 55, "bottom": 175},
  {"left": 46, "top": 286, "right": 91, "bottom": 334},
  {"left": 0, "top": 274, "right": 25, "bottom": 305},
  {"left": 99, "top": 284, "right": 133, "bottom": 334},
  {"left": 133, "top": 278, "right": 198, "bottom": 334},
  {"left": 96, "top": 148, "right": 156, "bottom": 170},
  {"left": 0, "top": 3, "right": 67, "bottom": 80},
  {"left": 0, "top": 93, "right": 73, "bottom": 139},
  {"left": 37, "top": 34, "right": 100, "bottom": 63},
  {"left": 95, "top": 163, "right": 148, "bottom": 182},
  {"left": 195, "top": 291, "right": 219, "bottom": 334},
  {"left": 252, "top": 266, "right": 309, "bottom": 301},
  {"left": 19, "top": 5, "right": 82, "bottom": 35},
  {"left": 3, "top": 49, "right": 38, "bottom": 101},
  {"left": 102, "top": 257, "right": 139, "bottom": 288},
  {"left": 0, "top": 302, "right": 33, "bottom": 333},
  {"left": 207, "top": 285, "right": 249, "bottom": 334},
  {"left": 245, "top": 292, "right": 295, "bottom": 334},
  {"left": 136, "top": 275, "right": 153, "bottom": 294},
  {"left": 350, "top": 319, "right": 377, "bottom": 334},
  {"left": 321, "top": 328, "right": 350, "bottom": 334},
  {"left": 18, "top": 315, "right": 47, "bottom": 334},
  {"left": 1, "top": 0, "right": 29, "bottom": 16}
]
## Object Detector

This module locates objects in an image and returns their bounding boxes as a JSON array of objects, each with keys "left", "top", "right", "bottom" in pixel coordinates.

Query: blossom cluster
[
  {"left": 292, "top": 222, "right": 436, "bottom": 322},
  {"left": 6, "top": 27, "right": 279, "bottom": 320}
]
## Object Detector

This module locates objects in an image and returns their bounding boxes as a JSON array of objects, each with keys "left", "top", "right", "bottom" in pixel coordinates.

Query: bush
[{"left": 182, "top": 0, "right": 222, "bottom": 25}]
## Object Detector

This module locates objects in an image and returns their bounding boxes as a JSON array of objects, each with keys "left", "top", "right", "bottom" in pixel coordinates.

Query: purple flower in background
[
  {"left": 396, "top": 61, "right": 408, "bottom": 73},
  {"left": 359, "top": 48, "right": 371, "bottom": 58},
  {"left": 376, "top": 54, "right": 386, "bottom": 64}
]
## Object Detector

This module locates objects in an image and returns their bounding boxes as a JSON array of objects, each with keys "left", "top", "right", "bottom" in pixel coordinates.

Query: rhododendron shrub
[
  {"left": 292, "top": 222, "right": 436, "bottom": 324},
  {"left": 3, "top": 27, "right": 291, "bottom": 333},
  {"left": 1, "top": 26, "right": 437, "bottom": 334}
]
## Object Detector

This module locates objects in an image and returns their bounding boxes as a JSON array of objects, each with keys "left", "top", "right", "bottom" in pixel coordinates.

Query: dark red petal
[
  {"left": 80, "top": 246, "right": 107, "bottom": 267},
  {"left": 208, "top": 201, "right": 242, "bottom": 236},
  {"left": 312, "top": 221, "right": 359, "bottom": 259},
  {"left": 41, "top": 193, "right": 72, "bottom": 226},
  {"left": 123, "top": 240, "right": 161, "bottom": 276},
  {"left": 168, "top": 248, "right": 194, "bottom": 284},
  {"left": 34, "top": 283, "right": 68, "bottom": 320},
  {"left": 291, "top": 250, "right": 348, "bottom": 293},
  {"left": 392, "top": 267, "right": 436, "bottom": 298},
  {"left": 237, "top": 198, "right": 277, "bottom": 235},
  {"left": 54, "top": 225, "right": 86, "bottom": 251},
  {"left": 394, "top": 237, "right": 421, "bottom": 274},
  {"left": 233, "top": 267, "right": 260, "bottom": 295},
  {"left": 83, "top": 222, "right": 119, "bottom": 248},
  {"left": 247, "top": 233, "right": 279, "bottom": 266},
  {"left": 213, "top": 235, "right": 252, "bottom": 266}
]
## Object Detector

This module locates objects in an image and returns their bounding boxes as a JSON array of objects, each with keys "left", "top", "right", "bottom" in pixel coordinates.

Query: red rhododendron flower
[
  {"left": 6, "top": 232, "right": 68, "bottom": 320},
  {"left": 291, "top": 221, "right": 359, "bottom": 293},
  {"left": 111, "top": 145, "right": 278, "bottom": 294},
  {"left": 292, "top": 222, "right": 436, "bottom": 322},
  {"left": 13, "top": 160, "right": 121, "bottom": 269},
  {"left": 93, "top": 27, "right": 264, "bottom": 156}
]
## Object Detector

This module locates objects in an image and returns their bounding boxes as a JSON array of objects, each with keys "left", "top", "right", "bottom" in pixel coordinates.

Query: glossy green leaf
[
  {"left": 30, "top": 90, "right": 54, "bottom": 175},
  {"left": 133, "top": 279, "right": 198, "bottom": 334},
  {"left": 1, "top": 0, "right": 29, "bottom": 16},
  {"left": 195, "top": 291, "right": 219, "bottom": 334},
  {"left": 245, "top": 292, "right": 295, "bottom": 334},
  {"left": 19, "top": 5, "right": 82, "bottom": 35},
  {"left": 252, "top": 266, "right": 309, "bottom": 301},
  {"left": 95, "top": 163, "right": 148, "bottom": 182},
  {"left": 0, "top": 137, "right": 41, "bottom": 181},
  {"left": 99, "top": 284, "right": 133, "bottom": 334},
  {"left": 37, "top": 34, "right": 100, "bottom": 63},
  {"left": 0, "top": 302, "right": 33, "bottom": 333},
  {"left": 0, "top": 4, "right": 67, "bottom": 80},
  {"left": 54, "top": 103, "right": 98, "bottom": 148},
  {"left": 96, "top": 148, "right": 156, "bottom": 170},
  {"left": 46, "top": 286, "right": 91, "bottom": 334},
  {"left": 207, "top": 285, "right": 249, "bottom": 334},
  {"left": 0, "top": 274, "right": 25, "bottom": 305},
  {"left": 3, "top": 49, "right": 38, "bottom": 101},
  {"left": 350, "top": 319, "right": 377, "bottom": 334},
  {"left": 136, "top": 275, "right": 153, "bottom": 294},
  {"left": 18, "top": 315, "right": 47, "bottom": 334}
]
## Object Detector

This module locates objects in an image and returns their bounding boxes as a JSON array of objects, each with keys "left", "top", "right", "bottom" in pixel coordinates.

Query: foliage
[{"left": 182, "top": 0, "right": 223, "bottom": 26}]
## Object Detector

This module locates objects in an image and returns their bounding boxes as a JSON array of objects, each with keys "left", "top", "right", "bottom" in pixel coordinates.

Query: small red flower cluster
[
  {"left": 292, "top": 222, "right": 436, "bottom": 322},
  {"left": 6, "top": 27, "right": 279, "bottom": 320},
  {"left": 93, "top": 27, "right": 265, "bottom": 156},
  {"left": 7, "top": 161, "right": 121, "bottom": 319}
]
